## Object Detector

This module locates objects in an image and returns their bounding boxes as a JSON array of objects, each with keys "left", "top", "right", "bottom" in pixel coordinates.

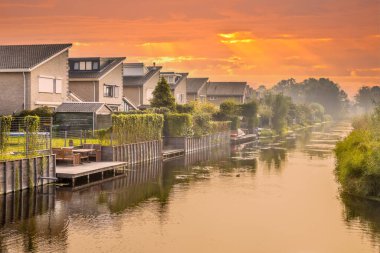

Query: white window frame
[
  {"left": 85, "top": 61, "right": 92, "bottom": 70},
  {"left": 208, "top": 96, "right": 216, "bottom": 101},
  {"left": 38, "top": 76, "right": 54, "bottom": 93},
  {"left": 55, "top": 78, "right": 62, "bottom": 94},
  {"left": 79, "top": 62, "right": 86, "bottom": 70}
]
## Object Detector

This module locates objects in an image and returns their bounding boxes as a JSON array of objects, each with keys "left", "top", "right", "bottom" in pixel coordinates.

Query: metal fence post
[
  {"left": 80, "top": 130, "right": 83, "bottom": 146},
  {"left": 64, "top": 131, "right": 67, "bottom": 147},
  {"left": 84, "top": 130, "right": 87, "bottom": 144}
]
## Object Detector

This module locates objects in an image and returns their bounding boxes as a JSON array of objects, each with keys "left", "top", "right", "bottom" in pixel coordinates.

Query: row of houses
[{"left": 0, "top": 43, "right": 255, "bottom": 116}]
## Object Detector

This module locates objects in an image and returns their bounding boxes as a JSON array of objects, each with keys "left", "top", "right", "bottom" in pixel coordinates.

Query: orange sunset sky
[{"left": 1, "top": 0, "right": 379, "bottom": 95}]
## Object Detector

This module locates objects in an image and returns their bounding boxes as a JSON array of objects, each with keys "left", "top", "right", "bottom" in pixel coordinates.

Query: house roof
[
  {"left": 56, "top": 102, "right": 112, "bottom": 113},
  {"left": 160, "top": 72, "right": 188, "bottom": 89},
  {"left": 0, "top": 43, "right": 72, "bottom": 72},
  {"left": 207, "top": 82, "right": 247, "bottom": 96},
  {"left": 123, "top": 66, "right": 162, "bottom": 87},
  {"left": 69, "top": 57, "right": 125, "bottom": 80},
  {"left": 187, "top": 78, "right": 209, "bottom": 94}
]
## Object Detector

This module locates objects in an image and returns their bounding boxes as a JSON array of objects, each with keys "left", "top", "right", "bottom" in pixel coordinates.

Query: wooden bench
[
  {"left": 83, "top": 144, "right": 102, "bottom": 162},
  {"left": 53, "top": 148, "right": 81, "bottom": 166}
]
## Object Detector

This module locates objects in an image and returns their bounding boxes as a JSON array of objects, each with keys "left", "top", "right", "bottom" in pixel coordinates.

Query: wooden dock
[
  {"left": 56, "top": 161, "right": 127, "bottom": 187},
  {"left": 231, "top": 134, "right": 257, "bottom": 144},
  {"left": 162, "top": 149, "right": 185, "bottom": 161}
]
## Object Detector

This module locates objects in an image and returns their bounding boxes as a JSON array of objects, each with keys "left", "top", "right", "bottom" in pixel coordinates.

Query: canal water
[{"left": 0, "top": 122, "right": 379, "bottom": 253}]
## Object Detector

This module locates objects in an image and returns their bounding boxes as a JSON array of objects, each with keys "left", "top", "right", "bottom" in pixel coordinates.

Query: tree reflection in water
[{"left": 341, "top": 193, "right": 380, "bottom": 247}]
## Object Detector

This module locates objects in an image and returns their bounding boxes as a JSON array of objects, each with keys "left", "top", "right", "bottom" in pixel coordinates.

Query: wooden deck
[
  {"left": 162, "top": 149, "right": 185, "bottom": 161},
  {"left": 56, "top": 161, "right": 128, "bottom": 187}
]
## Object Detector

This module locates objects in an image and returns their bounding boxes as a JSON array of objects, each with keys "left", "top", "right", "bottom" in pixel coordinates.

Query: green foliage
[
  {"left": 164, "top": 113, "right": 193, "bottom": 137},
  {"left": 151, "top": 77, "right": 176, "bottom": 110},
  {"left": 192, "top": 113, "right": 212, "bottom": 137},
  {"left": 271, "top": 94, "right": 289, "bottom": 135},
  {"left": 209, "top": 121, "right": 231, "bottom": 133},
  {"left": 335, "top": 106, "right": 380, "bottom": 198},
  {"left": 111, "top": 114, "right": 164, "bottom": 145},
  {"left": 355, "top": 86, "right": 380, "bottom": 112},
  {"left": 0, "top": 116, "right": 12, "bottom": 154},
  {"left": 16, "top": 106, "right": 54, "bottom": 117},
  {"left": 146, "top": 107, "right": 171, "bottom": 114},
  {"left": 175, "top": 103, "right": 194, "bottom": 113},
  {"left": 240, "top": 101, "right": 258, "bottom": 129},
  {"left": 189, "top": 101, "right": 218, "bottom": 115},
  {"left": 272, "top": 78, "right": 348, "bottom": 118},
  {"left": 24, "top": 116, "right": 40, "bottom": 156},
  {"left": 220, "top": 100, "right": 240, "bottom": 117},
  {"left": 230, "top": 116, "right": 241, "bottom": 131},
  {"left": 93, "top": 128, "right": 112, "bottom": 145}
]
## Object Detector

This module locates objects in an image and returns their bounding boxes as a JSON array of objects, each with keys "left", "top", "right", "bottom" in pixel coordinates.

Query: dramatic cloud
[{"left": 1, "top": 0, "right": 379, "bottom": 95}]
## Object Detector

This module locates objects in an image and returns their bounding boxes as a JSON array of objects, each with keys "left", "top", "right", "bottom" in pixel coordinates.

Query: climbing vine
[
  {"left": 111, "top": 114, "right": 164, "bottom": 145},
  {"left": 164, "top": 113, "right": 193, "bottom": 137},
  {"left": 0, "top": 116, "right": 12, "bottom": 155},
  {"left": 24, "top": 116, "right": 40, "bottom": 156}
]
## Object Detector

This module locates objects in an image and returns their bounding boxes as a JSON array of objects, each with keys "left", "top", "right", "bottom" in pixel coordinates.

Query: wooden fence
[
  {"left": 0, "top": 155, "right": 56, "bottom": 194},
  {"left": 165, "top": 131, "right": 231, "bottom": 153},
  {"left": 101, "top": 140, "right": 162, "bottom": 164}
]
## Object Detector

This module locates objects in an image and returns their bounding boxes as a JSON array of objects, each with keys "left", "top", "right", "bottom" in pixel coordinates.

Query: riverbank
[{"left": 334, "top": 107, "right": 380, "bottom": 201}]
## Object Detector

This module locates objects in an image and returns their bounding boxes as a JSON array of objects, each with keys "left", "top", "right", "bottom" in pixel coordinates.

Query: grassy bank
[{"left": 334, "top": 107, "right": 380, "bottom": 200}]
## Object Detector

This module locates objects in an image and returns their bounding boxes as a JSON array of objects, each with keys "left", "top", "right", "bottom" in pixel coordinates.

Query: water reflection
[
  {"left": 341, "top": 193, "right": 380, "bottom": 247},
  {"left": 0, "top": 122, "right": 378, "bottom": 253}
]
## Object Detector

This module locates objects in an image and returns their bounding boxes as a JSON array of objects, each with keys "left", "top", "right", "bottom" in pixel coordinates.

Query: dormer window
[{"left": 74, "top": 61, "right": 97, "bottom": 71}]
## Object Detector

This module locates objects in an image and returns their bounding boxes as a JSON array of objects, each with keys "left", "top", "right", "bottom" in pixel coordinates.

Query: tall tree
[
  {"left": 355, "top": 86, "right": 380, "bottom": 112},
  {"left": 150, "top": 77, "right": 176, "bottom": 110}
]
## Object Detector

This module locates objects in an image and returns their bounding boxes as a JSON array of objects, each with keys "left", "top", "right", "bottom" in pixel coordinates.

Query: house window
[
  {"left": 38, "top": 77, "right": 54, "bottom": 93},
  {"left": 85, "top": 61, "right": 92, "bottom": 70},
  {"left": 79, "top": 62, "right": 86, "bottom": 70},
  {"left": 55, "top": 79, "right": 62, "bottom": 93},
  {"left": 73, "top": 62, "right": 79, "bottom": 70},
  {"left": 104, "top": 85, "right": 114, "bottom": 97},
  {"left": 103, "top": 85, "right": 120, "bottom": 98},
  {"left": 208, "top": 96, "right": 216, "bottom": 101},
  {"left": 93, "top": 61, "right": 99, "bottom": 70}
]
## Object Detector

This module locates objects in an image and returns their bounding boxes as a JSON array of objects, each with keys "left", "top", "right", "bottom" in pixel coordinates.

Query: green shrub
[
  {"left": 16, "top": 106, "right": 54, "bottom": 117},
  {"left": 0, "top": 116, "right": 12, "bottom": 154},
  {"left": 230, "top": 116, "right": 240, "bottom": 131},
  {"left": 176, "top": 104, "right": 194, "bottom": 113},
  {"left": 24, "top": 116, "right": 40, "bottom": 155},
  {"left": 335, "top": 107, "right": 380, "bottom": 198},
  {"left": 193, "top": 113, "right": 212, "bottom": 137},
  {"left": 164, "top": 113, "right": 193, "bottom": 137},
  {"left": 111, "top": 114, "right": 163, "bottom": 144}
]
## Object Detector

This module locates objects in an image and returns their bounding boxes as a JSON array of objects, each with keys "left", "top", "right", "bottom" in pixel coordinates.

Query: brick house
[
  {"left": 0, "top": 43, "right": 72, "bottom": 115},
  {"left": 68, "top": 57, "right": 125, "bottom": 111}
]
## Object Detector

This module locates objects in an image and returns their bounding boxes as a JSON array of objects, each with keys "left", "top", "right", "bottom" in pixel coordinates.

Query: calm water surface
[{"left": 0, "top": 122, "right": 379, "bottom": 253}]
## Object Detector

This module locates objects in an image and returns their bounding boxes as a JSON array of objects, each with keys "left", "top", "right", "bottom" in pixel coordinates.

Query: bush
[
  {"left": 164, "top": 113, "right": 193, "bottom": 137},
  {"left": 335, "top": 106, "right": 380, "bottom": 198},
  {"left": 16, "top": 106, "right": 54, "bottom": 117},
  {"left": 231, "top": 116, "right": 240, "bottom": 131},
  {"left": 176, "top": 104, "right": 194, "bottom": 113},
  {"left": 111, "top": 114, "right": 163, "bottom": 144},
  {"left": 193, "top": 113, "right": 212, "bottom": 137},
  {"left": 0, "top": 116, "right": 12, "bottom": 154}
]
